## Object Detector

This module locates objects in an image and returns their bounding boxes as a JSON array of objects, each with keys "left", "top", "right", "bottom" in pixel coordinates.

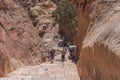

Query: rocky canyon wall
[
  {"left": 74, "top": 0, "right": 92, "bottom": 51},
  {"left": 76, "top": 0, "right": 120, "bottom": 80},
  {"left": 0, "top": 0, "right": 42, "bottom": 77},
  {"left": 0, "top": 0, "right": 57, "bottom": 77}
]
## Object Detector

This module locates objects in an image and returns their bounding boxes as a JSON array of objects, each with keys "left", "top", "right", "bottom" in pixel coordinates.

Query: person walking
[
  {"left": 68, "top": 46, "right": 76, "bottom": 62},
  {"left": 69, "top": 48, "right": 74, "bottom": 61},
  {"left": 49, "top": 49, "right": 55, "bottom": 63},
  {"left": 61, "top": 48, "right": 67, "bottom": 64}
]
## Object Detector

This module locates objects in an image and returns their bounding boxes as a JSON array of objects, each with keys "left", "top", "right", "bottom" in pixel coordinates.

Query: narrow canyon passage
[{"left": 0, "top": 53, "right": 80, "bottom": 80}]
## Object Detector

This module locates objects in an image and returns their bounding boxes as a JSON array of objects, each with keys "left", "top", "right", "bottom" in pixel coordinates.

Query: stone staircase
[{"left": 0, "top": 54, "right": 80, "bottom": 80}]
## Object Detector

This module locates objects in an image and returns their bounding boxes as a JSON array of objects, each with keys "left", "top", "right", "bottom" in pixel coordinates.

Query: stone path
[{"left": 0, "top": 54, "right": 80, "bottom": 80}]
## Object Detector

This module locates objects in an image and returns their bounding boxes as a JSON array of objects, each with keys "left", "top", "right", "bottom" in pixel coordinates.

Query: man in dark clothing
[
  {"left": 49, "top": 49, "right": 55, "bottom": 63},
  {"left": 69, "top": 48, "right": 74, "bottom": 61},
  {"left": 61, "top": 48, "right": 67, "bottom": 63},
  {"left": 68, "top": 45, "right": 77, "bottom": 62}
]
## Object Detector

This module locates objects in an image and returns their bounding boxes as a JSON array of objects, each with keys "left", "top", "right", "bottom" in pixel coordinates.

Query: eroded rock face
[
  {"left": 28, "top": 0, "right": 59, "bottom": 54},
  {"left": 0, "top": 0, "right": 42, "bottom": 77},
  {"left": 78, "top": 44, "right": 120, "bottom": 80},
  {"left": 0, "top": 0, "right": 59, "bottom": 77},
  {"left": 77, "top": 0, "right": 120, "bottom": 80},
  {"left": 73, "top": 0, "right": 92, "bottom": 51}
]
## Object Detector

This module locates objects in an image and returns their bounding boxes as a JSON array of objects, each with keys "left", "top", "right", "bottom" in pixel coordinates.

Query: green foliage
[{"left": 53, "top": 0, "right": 77, "bottom": 38}]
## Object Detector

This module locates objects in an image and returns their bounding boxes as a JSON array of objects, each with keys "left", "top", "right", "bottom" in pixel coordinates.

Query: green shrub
[{"left": 52, "top": 0, "right": 77, "bottom": 39}]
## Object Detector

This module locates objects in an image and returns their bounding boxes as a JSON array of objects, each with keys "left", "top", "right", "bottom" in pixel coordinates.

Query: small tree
[{"left": 53, "top": 0, "right": 77, "bottom": 40}]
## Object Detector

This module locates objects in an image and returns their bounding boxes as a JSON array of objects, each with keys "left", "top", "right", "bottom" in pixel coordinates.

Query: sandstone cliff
[
  {"left": 77, "top": 0, "right": 120, "bottom": 80},
  {"left": 0, "top": 0, "right": 57, "bottom": 77}
]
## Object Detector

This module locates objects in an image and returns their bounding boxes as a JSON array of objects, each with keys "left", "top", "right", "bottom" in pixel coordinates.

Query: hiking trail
[{"left": 0, "top": 53, "right": 80, "bottom": 80}]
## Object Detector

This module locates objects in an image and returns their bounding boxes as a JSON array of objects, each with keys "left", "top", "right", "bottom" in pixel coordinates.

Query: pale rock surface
[
  {"left": 0, "top": 54, "right": 80, "bottom": 80},
  {"left": 77, "top": 0, "right": 120, "bottom": 80}
]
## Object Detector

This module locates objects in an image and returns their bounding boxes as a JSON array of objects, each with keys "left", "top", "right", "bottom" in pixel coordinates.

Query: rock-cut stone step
[
  {"left": 0, "top": 77, "right": 56, "bottom": 80},
  {"left": 0, "top": 54, "right": 80, "bottom": 80}
]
